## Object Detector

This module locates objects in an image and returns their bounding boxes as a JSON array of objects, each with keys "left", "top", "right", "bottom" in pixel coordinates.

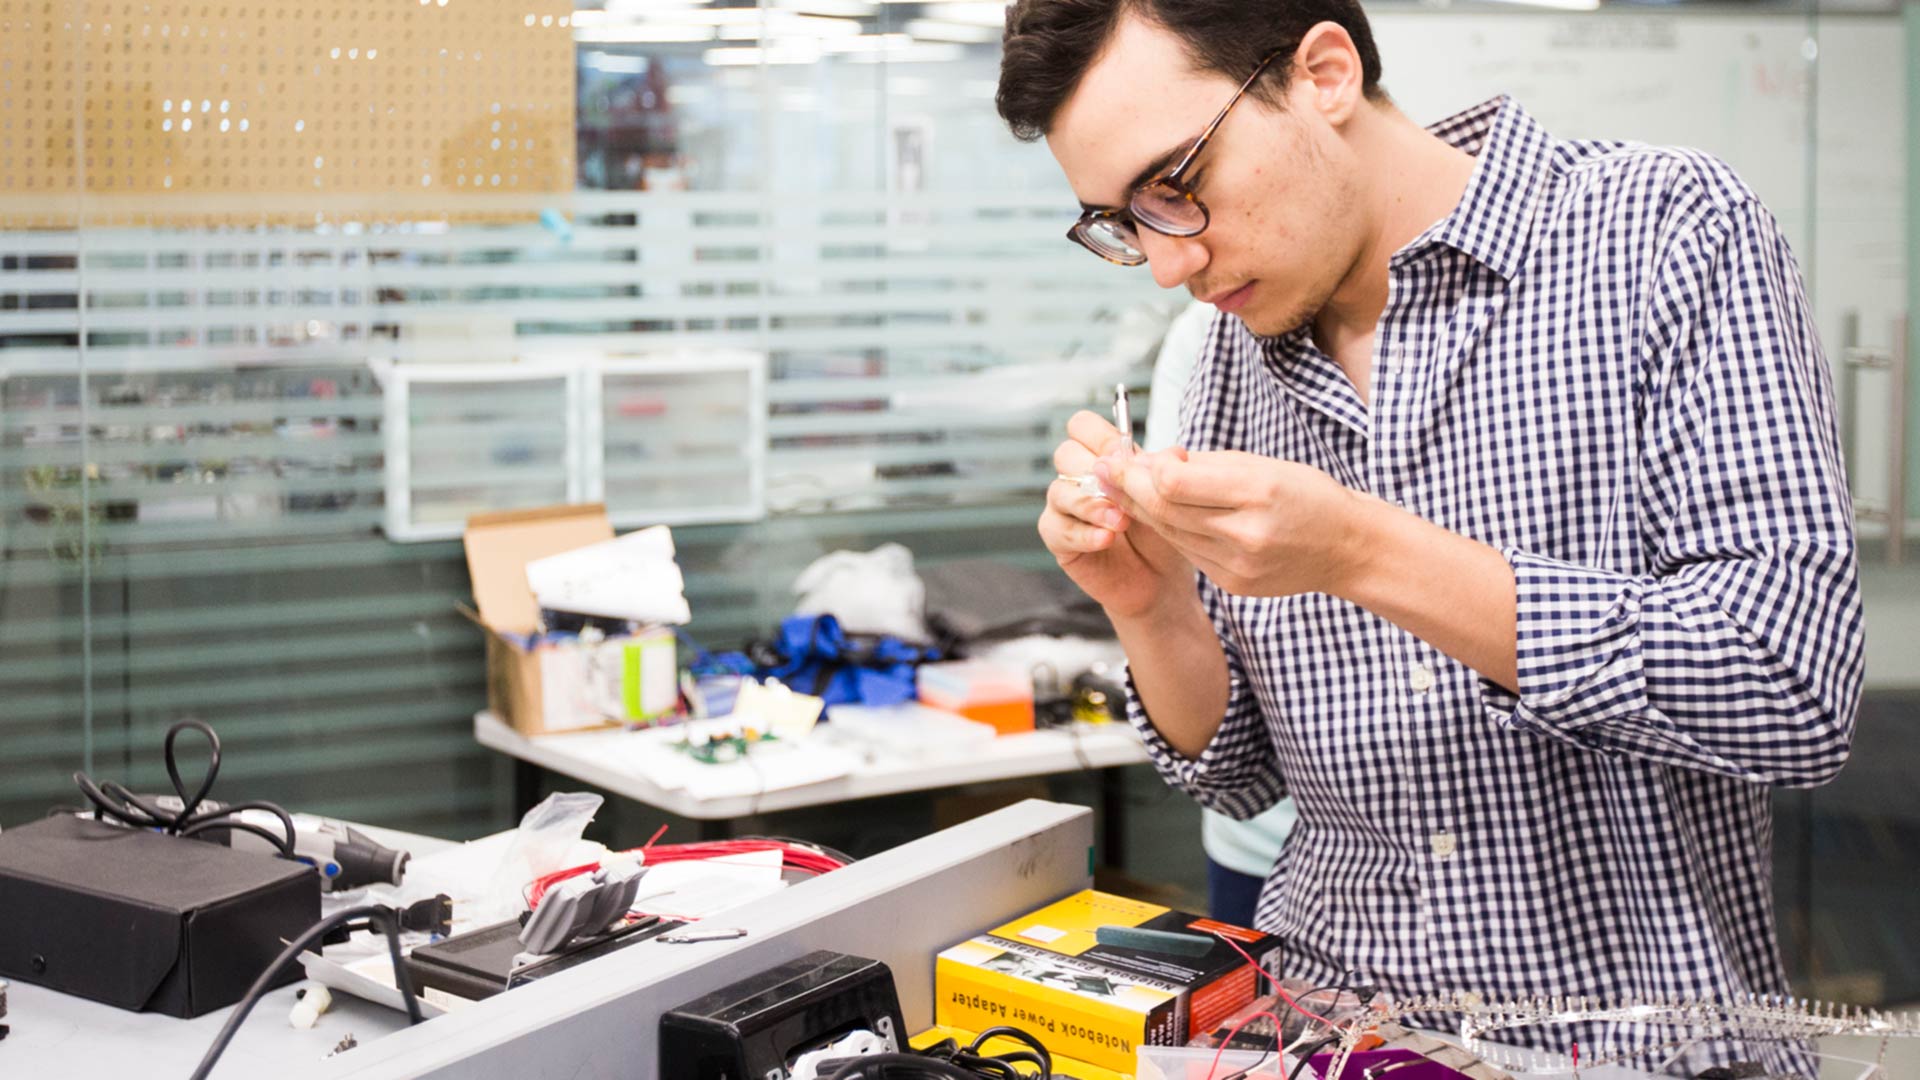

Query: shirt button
[
  {"left": 1431, "top": 831, "right": 1457, "bottom": 859},
  {"left": 1409, "top": 662, "right": 1435, "bottom": 693}
]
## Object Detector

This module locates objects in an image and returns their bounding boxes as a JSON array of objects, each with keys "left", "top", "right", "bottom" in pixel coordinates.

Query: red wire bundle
[{"left": 525, "top": 837, "right": 846, "bottom": 909}]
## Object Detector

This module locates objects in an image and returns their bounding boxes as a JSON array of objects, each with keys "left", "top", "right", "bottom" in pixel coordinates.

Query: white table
[{"left": 474, "top": 709, "right": 1151, "bottom": 862}]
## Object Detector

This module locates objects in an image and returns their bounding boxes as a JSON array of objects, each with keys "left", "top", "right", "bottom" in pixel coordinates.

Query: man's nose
[{"left": 1138, "top": 228, "right": 1208, "bottom": 291}]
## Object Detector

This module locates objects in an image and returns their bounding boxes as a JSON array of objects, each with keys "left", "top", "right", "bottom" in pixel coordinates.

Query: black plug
[{"left": 399, "top": 894, "right": 454, "bottom": 937}]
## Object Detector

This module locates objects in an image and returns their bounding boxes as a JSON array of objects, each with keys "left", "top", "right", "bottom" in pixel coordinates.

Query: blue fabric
[
  {"left": 746, "top": 614, "right": 937, "bottom": 707},
  {"left": 1206, "top": 857, "right": 1265, "bottom": 930}
]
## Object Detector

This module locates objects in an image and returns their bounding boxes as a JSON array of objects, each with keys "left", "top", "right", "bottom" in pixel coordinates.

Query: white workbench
[{"left": 473, "top": 708, "right": 1150, "bottom": 839}]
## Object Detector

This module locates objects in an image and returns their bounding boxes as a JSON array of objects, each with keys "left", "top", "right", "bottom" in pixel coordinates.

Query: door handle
[{"left": 1841, "top": 311, "right": 1909, "bottom": 565}]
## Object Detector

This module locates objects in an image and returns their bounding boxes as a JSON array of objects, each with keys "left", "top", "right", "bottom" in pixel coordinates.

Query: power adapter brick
[{"left": 0, "top": 814, "right": 319, "bottom": 1017}]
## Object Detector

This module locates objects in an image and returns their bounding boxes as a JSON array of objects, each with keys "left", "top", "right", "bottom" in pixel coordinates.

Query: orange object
[{"left": 917, "top": 661, "right": 1034, "bottom": 735}]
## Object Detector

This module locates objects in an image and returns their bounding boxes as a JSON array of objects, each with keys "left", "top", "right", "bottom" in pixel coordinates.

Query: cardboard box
[
  {"left": 936, "top": 935, "right": 1182, "bottom": 1073},
  {"left": 463, "top": 503, "right": 676, "bottom": 736},
  {"left": 934, "top": 890, "right": 1282, "bottom": 1074}
]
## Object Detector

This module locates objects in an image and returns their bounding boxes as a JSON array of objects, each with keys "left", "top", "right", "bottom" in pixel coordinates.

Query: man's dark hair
[{"left": 996, "top": 0, "right": 1386, "bottom": 142}]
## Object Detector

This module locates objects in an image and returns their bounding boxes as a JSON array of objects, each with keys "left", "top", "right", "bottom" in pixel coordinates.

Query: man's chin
[{"left": 1235, "top": 304, "right": 1310, "bottom": 340}]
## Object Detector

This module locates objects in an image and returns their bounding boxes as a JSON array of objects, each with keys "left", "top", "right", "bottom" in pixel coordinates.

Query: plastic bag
[
  {"left": 477, "top": 791, "right": 604, "bottom": 922},
  {"left": 792, "top": 543, "right": 928, "bottom": 643}
]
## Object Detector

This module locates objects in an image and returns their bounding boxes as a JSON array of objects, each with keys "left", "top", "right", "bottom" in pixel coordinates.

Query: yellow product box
[
  {"left": 935, "top": 933, "right": 1183, "bottom": 1073},
  {"left": 910, "top": 1025, "right": 1131, "bottom": 1080},
  {"left": 987, "top": 890, "right": 1282, "bottom": 1043},
  {"left": 935, "top": 890, "right": 1282, "bottom": 1074}
]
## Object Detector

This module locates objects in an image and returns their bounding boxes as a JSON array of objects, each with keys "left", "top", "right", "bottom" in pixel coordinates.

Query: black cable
[
  {"left": 1218, "top": 1007, "right": 1284, "bottom": 1080},
  {"left": 72, "top": 770, "right": 165, "bottom": 828},
  {"left": 189, "top": 904, "right": 423, "bottom": 1080},
  {"left": 68, "top": 720, "right": 297, "bottom": 858},
  {"left": 966, "top": 1027, "right": 1052, "bottom": 1077},
  {"left": 100, "top": 778, "right": 180, "bottom": 827},
  {"left": 164, "top": 719, "right": 220, "bottom": 821},
  {"left": 178, "top": 800, "right": 297, "bottom": 859},
  {"left": 177, "top": 817, "right": 295, "bottom": 857},
  {"left": 818, "top": 1053, "right": 983, "bottom": 1080},
  {"left": 1286, "top": 1036, "right": 1340, "bottom": 1080}
]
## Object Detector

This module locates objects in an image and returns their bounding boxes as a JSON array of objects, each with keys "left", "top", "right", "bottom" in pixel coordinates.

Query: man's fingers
[
  {"left": 1049, "top": 474, "right": 1130, "bottom": 532},
  {"left": 1053, "top": 438, "right": 1098, "bottom": 476},
  {"left": 1038, "top": 505, "right": 1115, "bottom": 555},
  {"left": 1147, "top": 450, "right": 1243, "bottom": 510},
  {"left": 1066, "top": 409, "right": 1128, "bottom": 457}
]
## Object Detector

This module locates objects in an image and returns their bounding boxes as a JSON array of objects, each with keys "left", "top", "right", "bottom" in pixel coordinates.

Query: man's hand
[
  {"left": 1097, "top": 448, "right": 1371, "bottom": 599},
  {"left": 1040, "top": 410, "right": 1195, "bottom": 619}
]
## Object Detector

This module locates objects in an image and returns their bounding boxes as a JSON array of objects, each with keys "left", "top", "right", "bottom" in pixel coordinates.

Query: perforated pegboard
[{"left": 0, "top": 0, "right": 575, "bottom": 227}]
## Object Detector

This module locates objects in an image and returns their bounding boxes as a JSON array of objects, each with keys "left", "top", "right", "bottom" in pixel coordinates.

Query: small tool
[
  {"left": 1055, "top": 383, "right": 1134, "bottom": 498},
  {"left": 1111, "top": 382, "right": 1133, "bottom": 457},
  {"left": 659, "top": 926, "right": 750, "bottom": 944}
]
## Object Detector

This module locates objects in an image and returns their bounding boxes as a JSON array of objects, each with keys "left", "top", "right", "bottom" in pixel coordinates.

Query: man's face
[{"left": 1046, "top": 16, "right": 1366, "bottom": 337}]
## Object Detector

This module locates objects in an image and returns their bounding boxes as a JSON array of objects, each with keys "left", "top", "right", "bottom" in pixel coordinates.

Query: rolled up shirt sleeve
[
  {"left": 1127, "top": 575, "right": 1289, "bottom": 819},
  {"left": 1480, "top": 199, "right": 1863, "bottom": 787}
]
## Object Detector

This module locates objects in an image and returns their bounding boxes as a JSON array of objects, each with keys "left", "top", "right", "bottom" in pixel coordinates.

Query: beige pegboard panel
[{"left": 0, "top": 0, "right": 576, "bottom": 228}]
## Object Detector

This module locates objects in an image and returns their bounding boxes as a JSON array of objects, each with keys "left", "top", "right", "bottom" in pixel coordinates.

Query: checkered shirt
[{"left": 1127, "top": 96, "right": 1862, "bottom": 1075}]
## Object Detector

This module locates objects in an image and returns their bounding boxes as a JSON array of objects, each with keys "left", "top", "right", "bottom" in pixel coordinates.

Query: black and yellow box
[{"left": 934, "top": 890, "right": 1281, "bottom": 1074}]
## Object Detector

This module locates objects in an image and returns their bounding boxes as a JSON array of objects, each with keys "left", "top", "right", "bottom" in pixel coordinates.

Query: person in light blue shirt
[{"left": 1144, "top": 300, "right": 1296, "bottom": 929}]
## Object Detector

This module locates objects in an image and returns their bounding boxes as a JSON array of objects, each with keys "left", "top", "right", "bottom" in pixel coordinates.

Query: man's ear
[{"left": 1293, "top": 21, "right": 1365, "bottom": 128}]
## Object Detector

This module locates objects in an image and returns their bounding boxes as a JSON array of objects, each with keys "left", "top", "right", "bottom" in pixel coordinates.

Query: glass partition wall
[
  {"left": 1, "top": 0, "right": 1912, "bottom": 1008},
  {"left": 0, "top": 0, "right": 1169, "bottom": 839}
]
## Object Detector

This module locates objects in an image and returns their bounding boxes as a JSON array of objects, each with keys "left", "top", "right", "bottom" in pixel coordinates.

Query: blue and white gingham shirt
[{"left": 1128, "top": 97, "right": 1862, "bottom": 1073}]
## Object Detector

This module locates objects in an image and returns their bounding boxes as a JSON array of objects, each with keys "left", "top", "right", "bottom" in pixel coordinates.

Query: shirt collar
[{"left": 1400, "top": 95, "right": 1552, "bottom": 280}]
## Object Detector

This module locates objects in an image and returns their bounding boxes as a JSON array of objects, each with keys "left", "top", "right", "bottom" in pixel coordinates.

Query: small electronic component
[
  {"left": 1111, "top": 381, "right": 1133, "bottom": 456},
  {"left": 516, "top": 863, "right": 646, "bottom": 956},
  {"left": 1057, "top": 382, "right": 1135, "bottom": 499}
]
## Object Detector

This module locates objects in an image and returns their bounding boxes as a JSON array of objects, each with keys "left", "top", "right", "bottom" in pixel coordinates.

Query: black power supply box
[
  {"left": 661, "top": 950, "right": 907, "bottom": 1080},
  {"left": 0, "top": 814, "right": 319, "bottom": 1017}
]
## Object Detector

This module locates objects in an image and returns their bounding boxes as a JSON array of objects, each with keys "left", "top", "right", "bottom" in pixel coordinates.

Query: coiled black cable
[
  {"left": 888, "top": 1025, "right": 1054, "bottom": 1080},
  {"left": 188, "top": 904, "right": 424, "bottom": 1080},
  {"left": 817, "top": 1053, "right": 984, "bottom": 1080},
  {"left": 71, "top": 719, "right": 296, "bottom": 859}
]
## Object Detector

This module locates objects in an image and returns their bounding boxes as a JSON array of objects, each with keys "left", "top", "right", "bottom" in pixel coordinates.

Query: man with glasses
[{"left": 1002, "top": 1, "right": 1860, "bottom": 1075}]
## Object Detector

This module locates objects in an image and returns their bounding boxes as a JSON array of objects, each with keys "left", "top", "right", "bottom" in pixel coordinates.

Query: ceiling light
[
  {"left": 575, "top": 23, "right": 718, "bottom": 42},
  {"left": 769, "top": 0, "right": 878, "bottom": 15},
  {"left": 903, "top": 18, "right": 996, "bottom": 43},
  {"left": 918, "top": 2, "right": 1005, "bottom": 24}
]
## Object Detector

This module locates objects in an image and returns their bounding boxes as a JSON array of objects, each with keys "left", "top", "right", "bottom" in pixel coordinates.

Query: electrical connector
[{"left": 398, "top": 893, "right": 454, "bottom": 938}]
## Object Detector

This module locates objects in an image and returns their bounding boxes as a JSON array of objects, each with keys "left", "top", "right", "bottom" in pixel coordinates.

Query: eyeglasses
[{"left": 1067, "top": 50, "right": 1282, "bottom": 266}]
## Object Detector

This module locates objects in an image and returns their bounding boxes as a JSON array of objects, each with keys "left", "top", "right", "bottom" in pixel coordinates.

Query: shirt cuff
[
  {"left": 1124, "top": 661, "right": 1284, "bottom": 819},
  {"left": 1478, "top": 547, "right": 1654, "bottom": 742}
]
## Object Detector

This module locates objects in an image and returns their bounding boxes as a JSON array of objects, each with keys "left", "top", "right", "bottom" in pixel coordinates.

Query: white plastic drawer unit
[{"left": 374, "top": 351, "right": 766, "bottom": 542}]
